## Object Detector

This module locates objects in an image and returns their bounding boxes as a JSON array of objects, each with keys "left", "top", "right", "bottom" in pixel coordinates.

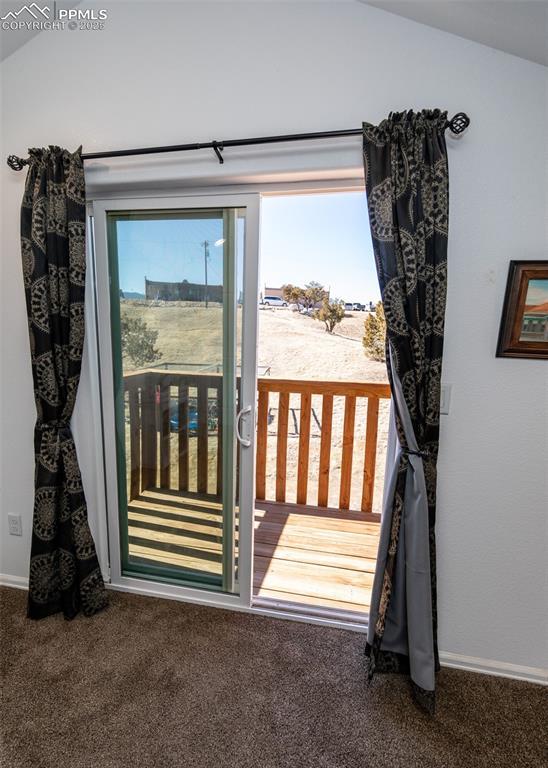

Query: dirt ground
[
  {"left": 257, "top": 307, "right": 389, "bottom": 513},
  {"left": 121, "top": 302, "right": 389, "bottom": 514},
  {"left": 257, "top": 306, "right": 387, "bottom": 381}
]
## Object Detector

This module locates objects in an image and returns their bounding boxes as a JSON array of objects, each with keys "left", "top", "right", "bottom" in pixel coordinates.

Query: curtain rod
[{"left": 6, "top": 113, "right": 470, "bottom": 170}]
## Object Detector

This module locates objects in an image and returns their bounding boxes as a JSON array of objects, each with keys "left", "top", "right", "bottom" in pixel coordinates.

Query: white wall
[{"left": 1, "top": 1, "right": 546, "bottom": 673}]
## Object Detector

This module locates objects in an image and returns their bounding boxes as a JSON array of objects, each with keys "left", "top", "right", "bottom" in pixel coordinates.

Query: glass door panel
[{"left": 106, "top": 208, "right": 245, "bottom": 592}]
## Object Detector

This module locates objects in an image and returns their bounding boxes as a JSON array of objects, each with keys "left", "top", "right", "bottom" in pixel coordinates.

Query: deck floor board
[{"left": 127, "top": 490, "right": 380, "bottom": 616}]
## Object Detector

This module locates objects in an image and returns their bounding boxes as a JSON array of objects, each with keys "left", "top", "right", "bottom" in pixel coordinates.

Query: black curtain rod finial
[
  {"left": 7, "top": 155, "right": 28, "bottom": 171},
  {"left": 447, "top": 112, "right": 470, "bottom": 135}
]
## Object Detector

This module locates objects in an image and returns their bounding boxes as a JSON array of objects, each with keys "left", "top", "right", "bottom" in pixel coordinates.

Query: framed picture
[{"left": 496, "top": 261, "right": 548, "bottom": 359}]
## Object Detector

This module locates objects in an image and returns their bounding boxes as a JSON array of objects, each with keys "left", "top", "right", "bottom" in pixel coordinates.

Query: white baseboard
[
  {"left": 0, "top": 574, "right": 29, "bottom": 590},
  {"left": 439, "top": 651, "right": 547, "bottom": 686},
  {"left": 1, "top": 573, "right": 545, "bottom": 685}
]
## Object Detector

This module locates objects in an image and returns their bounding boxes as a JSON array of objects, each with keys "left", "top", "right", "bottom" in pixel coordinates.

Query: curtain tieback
[
  {"left": 35, "top": 420, "right": 71, "bottom": 434},
  {"left": 401, "top": 446, "right": 429, "bottom": 459}
]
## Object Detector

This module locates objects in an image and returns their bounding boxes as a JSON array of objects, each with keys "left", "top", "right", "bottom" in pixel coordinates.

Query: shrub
[
  {"left": 281, "top": 283, "right": 301, "bottom": 305},
  {"left": 120, "top": 312, "right": 161, "bottom": 367},
  {"left": 363, "top": 301, "right": 386, "bottom": 361},
  {"left": 282, "top": 281, "right": 328, "bottom": 311},
  {"left": 314, "top": 298, "right": 345, "bottom": 333}
]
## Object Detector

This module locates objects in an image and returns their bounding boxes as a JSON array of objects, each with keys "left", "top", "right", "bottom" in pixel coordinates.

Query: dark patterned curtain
[
  {"left": 362, "top": 111, "right": 449, "bottom": 713},
  {"left": 21, "top": 146, "right": 108, "bottom": 620}
]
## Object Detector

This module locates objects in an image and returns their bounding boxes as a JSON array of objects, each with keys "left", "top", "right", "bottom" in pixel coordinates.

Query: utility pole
[{"left": 201, "top": 240, "right": 210, "bottom": 308}]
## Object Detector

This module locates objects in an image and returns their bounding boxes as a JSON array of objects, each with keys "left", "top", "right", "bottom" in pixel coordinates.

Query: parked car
[
  {"left": 344, "top": 302, "right": 354, "bottom": 312},
  {"left": 352, "top": 302, "right": 365, "bottom": 311},
  {"left": 262, "top": 295, "right": 288, "bottom": 307},
  {"left": 169, "top": 398, "right": 218, "bottom": 434}
]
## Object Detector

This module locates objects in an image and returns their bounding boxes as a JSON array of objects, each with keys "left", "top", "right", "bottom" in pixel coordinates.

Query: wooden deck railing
[
  {"left": 123, "top": 370, "right": 230, "bottom": 501},
  {"left": 255, "top": 379, "right": 391, "bottom": 514},
  {"left": 123, "top": 370, "right": 390, "bottom": 514}
]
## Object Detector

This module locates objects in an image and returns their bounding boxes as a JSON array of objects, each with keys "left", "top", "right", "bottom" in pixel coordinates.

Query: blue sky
[
  {"left": 116, "top": 192, "right": 379, "bottom": 302},
  {"left": 260, "top": 193, "right": 379, "bottom": 303},
  {"left": 525, "top": 279, "right": 548, "bottom": 306},
  {"left": 116, "top": 215, "right": 225, "bottom": 294}
]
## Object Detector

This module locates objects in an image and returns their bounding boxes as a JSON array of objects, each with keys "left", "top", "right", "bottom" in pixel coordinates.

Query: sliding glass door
[{"left": 92, "top": 196, "right": 259, "bottom": 600}]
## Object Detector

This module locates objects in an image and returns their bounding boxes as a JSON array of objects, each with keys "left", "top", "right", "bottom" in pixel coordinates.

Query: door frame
[{"left": 90, "top": 192, "right": 260, "bottom": 611}]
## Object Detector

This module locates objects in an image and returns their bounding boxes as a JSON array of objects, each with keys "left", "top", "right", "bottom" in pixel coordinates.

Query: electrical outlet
[
  {"left": 7, "top": 514, "right": 22, "bottom": 536},
  {"left": 440, "top": 384, "right": 452, "bottom": 415}
]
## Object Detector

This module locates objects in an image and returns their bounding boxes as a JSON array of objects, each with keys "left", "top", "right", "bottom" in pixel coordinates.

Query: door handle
[{"left": 236, "top": 405, "right": 252, "bottom": 447}]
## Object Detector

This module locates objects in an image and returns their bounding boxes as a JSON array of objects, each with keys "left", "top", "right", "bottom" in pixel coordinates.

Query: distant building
[
  {"left": 263, "top": 286, "right": 285, "bottom": 300},
  {"left": 145, "top": 278, "right": 223, "bottom": 303},
  {"left": 521, "top": 302, "right": 548, "bottom": 341}
]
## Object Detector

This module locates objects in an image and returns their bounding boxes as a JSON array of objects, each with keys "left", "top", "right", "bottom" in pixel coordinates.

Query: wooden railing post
[
  {"left": 276, "top": 392, "right": 289, "bottom": 502},
  {"left": 339, "top": 395, "right": 356, "bottom": 509},
  {"left": 318, "top": 394, "right": 333, "bottom": 507},
  {"left": 127, "top": 385, "right": 141, "bottom": 500},
  {"left": 255, "top": 388, "right": 269, "bottom": 500},
  {"left": 361, "top": 396, "right": 380, "bottom": 514},
  {"left": 178, "top": 382, "right": 189, "bottom": 492},
  {"left": 159, "top": 381, "right": 171, "bottom": 489},
  {"left": 296, "top": 391, "right": 312, "bottom": 504},
  {"left": 141, "top": 375, "right": 157, "bottom": 491},
  {"left": 197, "top": 380, "right": 209, "bottom": 494},
  {"left": 216, "top": 383, "right": 223, "bottom": 498}
]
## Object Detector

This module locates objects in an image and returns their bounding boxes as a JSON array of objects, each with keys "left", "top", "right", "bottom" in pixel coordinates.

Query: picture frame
[{"left": 496, "top": 261, "right": 548, "bottom": 359}]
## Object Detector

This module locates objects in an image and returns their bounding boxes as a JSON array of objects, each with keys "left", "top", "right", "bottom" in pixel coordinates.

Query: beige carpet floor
[{"left": 0, "top": 586, "right": 545, "bottom": 768}]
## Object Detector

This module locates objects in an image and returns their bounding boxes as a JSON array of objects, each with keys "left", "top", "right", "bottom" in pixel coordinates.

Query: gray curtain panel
[
  {"left": 21, "top": 146, "right": 108, "bottom": 620},
  {"left": 362, "top": 111, "right": 449, "bottom": 713}
]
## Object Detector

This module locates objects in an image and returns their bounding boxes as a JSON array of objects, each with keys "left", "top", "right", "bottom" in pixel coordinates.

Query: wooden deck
[
  {"left": 254, "top": 500, "right": 379, "bottom": 615},
  {"left": 127, "top": 489, "right": 380, "bottom": 615},
  {"left": 127, "top": 488, "right": 224, "bottom": 579}
]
